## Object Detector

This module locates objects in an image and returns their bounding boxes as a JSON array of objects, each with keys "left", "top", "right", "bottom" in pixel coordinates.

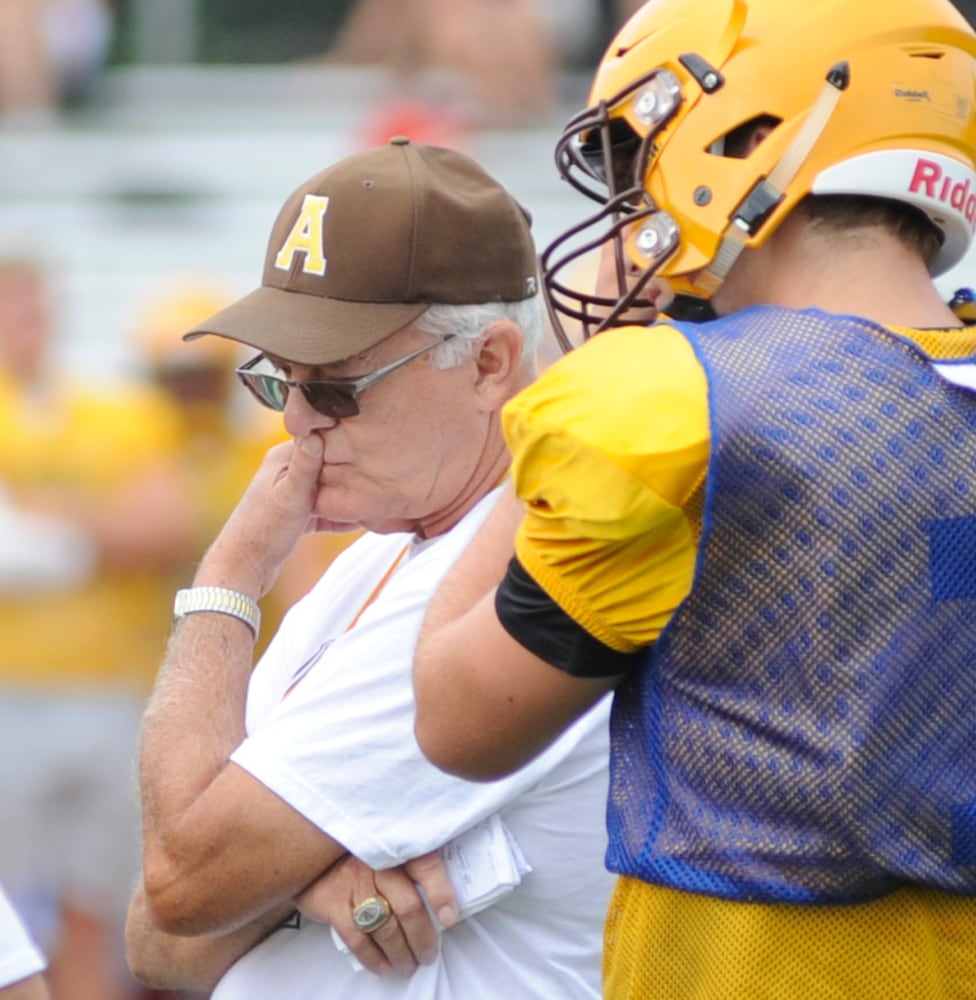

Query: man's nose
[{"left": 282, "top": 388, "right": 340, "bottom": 436}]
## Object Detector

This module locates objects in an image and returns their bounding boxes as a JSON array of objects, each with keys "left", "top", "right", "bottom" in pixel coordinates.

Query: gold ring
[{"left": 352, "top": 894, "right": 392, "bottom": 934}]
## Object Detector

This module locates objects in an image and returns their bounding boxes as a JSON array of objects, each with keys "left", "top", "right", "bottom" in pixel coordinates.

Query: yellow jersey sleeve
[{"left": 503, "top": 324, "right": 710, "bottom": 654}]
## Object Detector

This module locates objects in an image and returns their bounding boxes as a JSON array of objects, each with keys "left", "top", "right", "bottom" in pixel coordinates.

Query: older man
[{"left": 125, "top": 138, "right": 612, "bottom": 999}]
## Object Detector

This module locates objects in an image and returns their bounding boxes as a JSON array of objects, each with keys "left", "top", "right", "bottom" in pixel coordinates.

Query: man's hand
[
  {"left": 297, "top": 851, "right": 458, "bottom": 977},
  {"left": 198, "top": 434, "right": 325, "bottom": 599}
]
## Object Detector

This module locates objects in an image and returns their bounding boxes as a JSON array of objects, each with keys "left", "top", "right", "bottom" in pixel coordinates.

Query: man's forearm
[
  {"left": 140, "top": 588, "right": 256, "bottom": 813},
  {"left": 138, "top": 602, "right": 261, "bottom": 929},
  {"left": 126, "top": 880, "right": 293, "bottom": 993},
  {"left": 413, "top": 483, "right": 615, "bottom": 778},
  {"left": 417, "top": 483, "right": 522, "bottom": 633}
]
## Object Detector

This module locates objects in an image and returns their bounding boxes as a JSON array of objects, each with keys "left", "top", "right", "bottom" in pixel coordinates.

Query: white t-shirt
[
  {"left": 0, "top": 885, "right": 45, "bottom": 989},
  {"left": 0, "top": 484, "right": 95, "bottom": 593},
  {"left": 218, "top": 489, "right": 614, "bottom": 999},
  {"left": 934, "top": 359, "right": 976, "bottom": 390}
]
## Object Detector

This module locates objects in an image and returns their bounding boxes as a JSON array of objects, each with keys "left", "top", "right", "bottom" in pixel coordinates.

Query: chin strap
[
  {"left": 695, "top": 61, "right": 851, "bottom": 298},
  {"left": 664, "top": 293, "right": 717, "bottom": 324}
]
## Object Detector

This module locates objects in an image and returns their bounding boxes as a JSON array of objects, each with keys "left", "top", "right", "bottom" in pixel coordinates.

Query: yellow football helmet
[
  {"left": 543, "top": 0, "right": 976, "bottom": 344},
  {"left": 135, "top": 282, "right": 239, "bottom": 372}
]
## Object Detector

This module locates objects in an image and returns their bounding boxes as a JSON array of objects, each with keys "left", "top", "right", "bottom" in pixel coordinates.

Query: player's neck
[{"left": 714, "top": 223, "right": 960, "bottom": 329}]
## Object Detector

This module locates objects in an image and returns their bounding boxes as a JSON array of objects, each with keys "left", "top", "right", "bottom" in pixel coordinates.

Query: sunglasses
[{"left": 235, "top": 335, "right": 456, "bottom": 420}]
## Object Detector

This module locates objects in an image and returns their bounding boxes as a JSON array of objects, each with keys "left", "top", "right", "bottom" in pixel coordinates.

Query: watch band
[{"left": 173, "top": 586, "right": 261, "bottom": 638}]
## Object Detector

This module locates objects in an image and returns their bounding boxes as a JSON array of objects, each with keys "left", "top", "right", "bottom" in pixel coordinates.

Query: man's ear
[{"left": 472, "top": 320, "right": 526, "bottom": 409}]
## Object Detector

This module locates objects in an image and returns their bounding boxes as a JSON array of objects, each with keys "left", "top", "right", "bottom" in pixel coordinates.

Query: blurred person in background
[
  {"left": 0, "top": 0, "right": 113, "bottom": 125},
  {"left": 326, "top": 0, "right": 559, "bottom": 137},
  {"left": 0, "top": 256, "right": 193, "bottom": 1000},
  {"left": 0, "top": 882, "right": 49, "bottom": 1000}
]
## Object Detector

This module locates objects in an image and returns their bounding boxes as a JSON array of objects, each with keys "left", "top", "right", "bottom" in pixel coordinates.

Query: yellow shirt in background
[{"left": 0, "top": 373, "right": 183, "bottom": 692}]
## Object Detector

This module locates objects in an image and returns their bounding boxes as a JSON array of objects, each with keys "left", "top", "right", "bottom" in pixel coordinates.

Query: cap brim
[{"left": 183, "top": 286, "right": 430, "bottom": 364}]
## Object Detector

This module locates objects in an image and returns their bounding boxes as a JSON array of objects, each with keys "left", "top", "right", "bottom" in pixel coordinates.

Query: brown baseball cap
[{"left": 185, "top": 137, "right": 539, "bottom": 364}]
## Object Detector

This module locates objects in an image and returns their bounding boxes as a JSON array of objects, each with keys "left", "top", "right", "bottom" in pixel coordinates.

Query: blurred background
[{"left": 2, "top": 0, "right": 976, "bottom": 379}]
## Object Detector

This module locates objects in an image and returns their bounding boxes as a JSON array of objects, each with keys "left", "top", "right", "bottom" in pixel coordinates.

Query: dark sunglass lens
[{"left": 303, "top": 383, "right": 360, "bottom": 419}]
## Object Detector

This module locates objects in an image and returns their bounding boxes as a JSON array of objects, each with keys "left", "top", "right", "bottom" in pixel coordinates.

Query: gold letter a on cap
[{"left": 274, "top": 194, "right": 329, "bottom": 276}]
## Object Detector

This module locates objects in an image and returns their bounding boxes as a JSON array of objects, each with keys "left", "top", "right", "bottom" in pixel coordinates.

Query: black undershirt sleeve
[{"left": 494, "top": 557, "right": 645, "bottom": 679}]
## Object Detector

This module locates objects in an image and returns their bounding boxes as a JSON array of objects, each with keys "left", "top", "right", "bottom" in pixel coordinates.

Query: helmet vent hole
[{"left": 709, "top": 114, "right": 782, "bottom": 158}]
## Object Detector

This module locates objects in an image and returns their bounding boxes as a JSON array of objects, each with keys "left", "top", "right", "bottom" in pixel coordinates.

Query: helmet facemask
[{"left": 542, "top": 68, "right": 683, "bottom": 351}]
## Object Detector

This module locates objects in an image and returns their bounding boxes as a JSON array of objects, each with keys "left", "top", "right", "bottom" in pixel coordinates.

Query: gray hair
[{"left": 414, "top": 296, "right": 546, "bottom": 370}]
